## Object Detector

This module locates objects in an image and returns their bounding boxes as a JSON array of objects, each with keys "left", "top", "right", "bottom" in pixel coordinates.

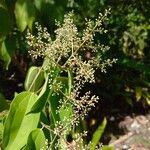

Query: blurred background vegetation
[{"left": 0, "top": 0, "right": 150, "bottom": 145}]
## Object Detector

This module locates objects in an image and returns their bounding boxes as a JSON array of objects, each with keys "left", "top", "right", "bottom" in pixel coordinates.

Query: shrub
[{"left": 1, "top": 10, "right": 116, "bottom": 150}]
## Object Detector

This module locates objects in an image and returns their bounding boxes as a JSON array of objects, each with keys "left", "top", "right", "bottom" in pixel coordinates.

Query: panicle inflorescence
[
  {"left": 26, "top": 9, "right": 114, "bottom": 78},
  {"left": 27, "top": 9, "right": 116, "bottom": 150},
  {"left": 26, "top": 23, "right": 52, "bottom": 59}
]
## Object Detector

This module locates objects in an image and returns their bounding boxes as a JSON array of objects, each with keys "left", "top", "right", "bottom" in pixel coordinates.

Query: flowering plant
[{"left": 2, "top": 10, "right": 116, "bottom": 150}]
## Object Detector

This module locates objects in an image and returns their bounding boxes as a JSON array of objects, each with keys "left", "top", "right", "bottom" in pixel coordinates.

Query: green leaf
[
  {"left": 118, "top": 58, "right": 150, "bottom": 75},
  {"left": 49, "top": 73, "right": 73, "bottom": 125},
  {"left": 34, "top": 0, "right": 43, "bottom": 11},
  {"left": 0, "top": 41, "right": 11, "bottom": 69},
  {"left": 126, "top": 98, "right": 133, "bottom": 106},
  {"left": 59, "top": 103, "right": 73, "bottom": 133},
  {"left": 135, "top": 86, "right": 142, "bottom": 101},
  {"left": 102, "top": 145, "right": 115, "bottom": 150},
  {"left": 0, "top": 36, "right": 16, "bottom": 69},
  {"left": 53, "top": 71, "right": 73, "bottom": 136},
  {"left": 0, "top": 117, "right": 4, "bottom": 142},
  {"left": 4, "top": 36, "right": 17, "bottom": 56},
  {"left": 24, "top": 66, "right": 45, "bottom": 92},
  {"left": 15, "top": 0, "right": 36, "bottom": 32},
  {"left": 90, "top": 118, "right": 107, "bottom": 150},
  {"left": 143, "top": 92, "right": 150, "bottom": 105},
  {"left": 29, "top": 75, "right": 50, "bottom": 113},
  {"left": 39, "top": 112, "right": 51, "bottom": 140},
  {"left": 146, "top": 98, "right": 150, "bottom": 105},
  {"left": 30, "top": 67, "right": 60, "bottom": 114},
  {"left": 2, "top": 91, "right": 40, "bottom": 150},
  {"left": 0, "top": 93, "right": 9, "bottom": 112},
  {"left": 23, "top": 129, "right": 46, "bottom": 150},
  {"left": 0, "top": 0, "right": 7, "bottom": 9},
  {"left": 0, "top": 4, "right": 11, "bottom": 39},
  {"left": 0, "top": 111, "right": 7, "bottom": 142}
]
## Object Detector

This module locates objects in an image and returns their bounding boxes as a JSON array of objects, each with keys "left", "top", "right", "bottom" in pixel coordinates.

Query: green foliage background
[{"left": 0, "top": 0, "right": 150, "bottom": 148}]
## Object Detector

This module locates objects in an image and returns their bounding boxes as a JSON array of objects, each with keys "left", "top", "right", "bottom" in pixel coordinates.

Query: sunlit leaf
[
  {"left": 24, "top": 66, "right": 45, "bottom": 92},
  {"left": 23, "top": 129, "right": 46, "bottom": 150},
  {"left": 2, "top": 92, "right": 40, "bottom": 150},
  {"left": 15, "top": 0, "right": 36, "bottom": 32}
]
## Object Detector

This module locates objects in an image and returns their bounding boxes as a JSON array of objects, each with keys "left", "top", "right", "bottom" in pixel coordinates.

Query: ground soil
[{"left": 109, "top": 114, "right": 150, "bottom": 150}]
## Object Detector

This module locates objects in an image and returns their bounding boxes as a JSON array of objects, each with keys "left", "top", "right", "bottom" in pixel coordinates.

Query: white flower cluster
[
  {"left": 27, "top": 9, "right": 116, "bottom": 150},
  {"left": 26, "top": 10, "right": 115, "bottom": 81}
]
